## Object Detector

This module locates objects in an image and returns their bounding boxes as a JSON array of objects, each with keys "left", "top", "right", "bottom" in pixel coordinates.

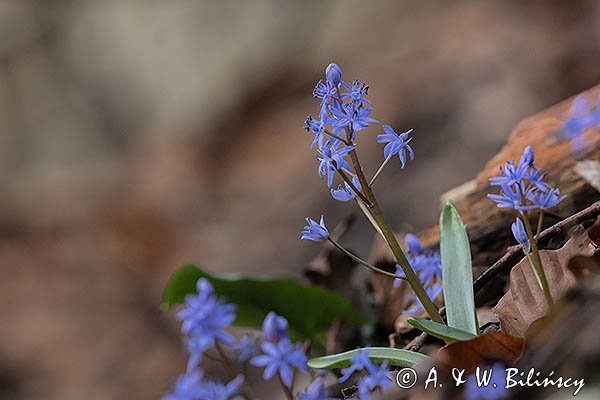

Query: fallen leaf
[
  {"left": 493, "top": 225, "right": 597, "bottom": 337},
  {"left": 437, "top": 331, "right": 525, "bottom": 374}
]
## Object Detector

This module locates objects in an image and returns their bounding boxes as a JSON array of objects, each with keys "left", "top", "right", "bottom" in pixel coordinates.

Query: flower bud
[{"left": 325, "top": 63, "right": 342, "bottom": 85}]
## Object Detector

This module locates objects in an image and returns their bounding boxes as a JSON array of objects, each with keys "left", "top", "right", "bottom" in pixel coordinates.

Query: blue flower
[
  {"left": 339, "top": 349, "right": 374, "bottom": 383},
  {"left": 316, "top": 143, "right": 354, "bottom": 187},
  {"left": 341, "top": 80, "right": 372, "bottom": 107},
  {"left": 231, "top": 334, "right": 258, "bottom": 362},
  {"left": 338, "top": 349, "right": 391, "bottom": 400},
  {"left": 329, "top": 103, "right": 377, "bottom": 136},
  {"left": 561, "top": 94, "right": 599, "bottom": 153},
  {"left": 393, "top": 235, "right": 443, "bottom": 314},
  {"left": 511, "top": 218, "right": 530, "bottom": 254},
  {"left": 526, "top": 188, "right": 566, "bottom": 210},
  {"left": 163, "top": 370, "right": 243, "bottom": 400},
  {"left": 163, "top": 369, "right": 205, "bottom": 400},
  {"left": 313, "top": 79, "right": 338, "bottom": 107},
  {"left": 297, "top": 378, "right": 340, "bottom": 400},
  {"left": 357, "top": 362, "right": 391, "bottom": 400},
  {"left": 326, "top": 63, "right": 343, "bottom": 86},
  {"left": 177, "top": 279, "right": 236, "bottom": 364},
  {"left": 251, "top": 338, "right": 307, "bottom": 388},
  {"left": 262, "top": 311, "right": 289, "bottom": 342},
  {"left": 301, "top": 216, "right": 329, "bottom": 242},
  {"left": 465, "top": 363, "right": 509, "bottom": 400},
  {"left": 405, "top": 233, "right": 421, "bottom": 254},
  {"left": 376, "top": 125, "right": 414, "bottom": 167},
  {"left": 331, "top": 175, "right": 362, "bottom": 202},
  {"left": 488, "top": 146, "right": 567, "bottom": 212},
  {"left": 304, "top": 112, "right": 327, "bottom": 149}
]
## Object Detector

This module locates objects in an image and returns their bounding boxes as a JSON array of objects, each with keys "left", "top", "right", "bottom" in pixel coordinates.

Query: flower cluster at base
[
  {"left": 339, "top": 349, "right": 391, "bottom": 400},
  {"left": 163, "top": 279, "right": 313, "bottom": 400},
  {"left": 394, "top": 234, "right": 443, "bottom": 314}
]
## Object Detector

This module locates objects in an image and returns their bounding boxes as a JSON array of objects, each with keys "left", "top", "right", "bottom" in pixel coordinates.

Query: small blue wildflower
[
  {"left": 301, "top": 216, "right": 330, "bottom": 242},
  {"left": 511, "top": 218, "right": 530, "bottom": 254},
  {"left": 393, "top": 235, "right": 443, "bottom": 314},
  {"left": 405, "top": 233, "right": 421, "bottom": 255},
  {"left": 465, "top": 363, "right": 509, "bottom": 400},
  {"left": 339, "top": 349, "right": 391, "bottom": 400},
  {"left": 177, "top": 279, "right": 236, "bottom": 362},
  {"left": 304, "top": 111, "right": 328, "bottom": 149},
  {"left": 231, "top": 334, "right": 258, "bottom": 363},
  {"left": 325, "top": 63, "right": 342, "bottom": 86},
  {"left": 488, "top": 146, "right": 567, "bottom": 212},
  {"left": 251, "top": 338, "right": 307, "bottom": 388},
  {"left": 561, "top": 93, "right": 599, "bottom": 153},
  {"left": 262, "top": 311, "right": 289, "bottom": 342},
  {"left": 297, "top": 378, "right": 340, "bottom": 400},
  {"left": 356, "top": 362, "right": 391, "bottom": 400},
  {"left": 316, "top": 143, "right": 354, "bottom": 187},
  {"left": 341, "top": 80, "right": 372, "bottom": 107},
  {"left": 331, "top": 175, "right": 362, "bottom": 202},
  {"left": 376, "top": 126, "right": 414, "bottom": 168},
  {"left": 526, "top": 187, "right": 566, "bottom": 210},
  {"left": 313, "top": 79, "right": 338, "bottom": 108},
  {"left": 339, "top": 349, "right": 374, "bottom": 383},
  {"left": 329, "top": 103, "right": 378, "bottom": 137},
  {"left": 163, "top": 369, "right": 205, "bottom": 400},
  {"left": 196, "top": 375, "right": 244, "bottom": 400},
  {"left": 487, "top": 183, "right": 538, "bottom": 211}
]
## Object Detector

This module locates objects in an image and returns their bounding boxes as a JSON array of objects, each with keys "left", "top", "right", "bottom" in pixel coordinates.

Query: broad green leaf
[
  {"left": 307, "top": 347, "right": 428, "bottom": 370},
  {"left": 440, "top": 202, "right": 479, "bottom": 336},
  {"left": 407, "top": 317, "right": 477, "bottom": 342},
  {"left": 162, "top": 264, "right": 369, "bottom": 343}
]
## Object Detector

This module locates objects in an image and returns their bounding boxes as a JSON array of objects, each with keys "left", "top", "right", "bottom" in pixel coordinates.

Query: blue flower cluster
[
  {"left": 165, "top": 281, "right": 316, "bottom": 399},
  {"left": 250, "top": 312, "right": 308, "bottom": 389},
  {"left": 561, "top": 93, "right": 600, "bottom": 153},
  {"left": 394, "top": 234, "right": 443, "bottom": 314},
  {"left": 487, "top": 146, "right": 566, "bottom": 212},
  {"left": 164, "top": 278, "right": 245, "bottom": 400},
  {"left": 304, "top": 63, "right": 414, "bottom": 196},
  {"left": 339, "top": 349, "right": 391, "bottom": 400}
]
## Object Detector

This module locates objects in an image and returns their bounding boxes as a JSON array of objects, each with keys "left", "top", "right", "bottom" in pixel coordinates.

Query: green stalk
[
  {"left": 333, "top": 88, "right": 444, "bottom": 324},
  {"left": 347, "top": 146, "right": 443, "bottom": 324},
  {"left": 522, "top": 213, "right": 554, "bottom": 307}
]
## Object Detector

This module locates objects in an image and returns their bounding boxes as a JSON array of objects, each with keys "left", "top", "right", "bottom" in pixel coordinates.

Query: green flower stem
[
  {"left": 347, "top": 147, "right": 443, "bottom": 324},
  {"left": 327, "top": 237, "right": 407, "bottom": 281},
  {"left": 535, "top": 211, "right": 545, "bottom": 239},
  {"left": 522, "top": 213, "right": 554, "bottom": 307},
  {"left": 333, "top": 88, "right": 444, "bottom": 324},
  {"left": 369, "top": 154, "right": 393, "bottom": 187}
]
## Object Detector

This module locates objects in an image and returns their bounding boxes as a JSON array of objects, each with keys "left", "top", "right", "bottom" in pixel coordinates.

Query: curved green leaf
[
  {"left": 407, "top": 317, "right": 477, "bottom": 342},
  {"left": 162, "top": 264, "right": 369, "bottom": 343},
  {"left": 307, "top": 347, "right": 429, "bottom": 370},
  {"left": 440, "top": 201, "right": 479, "bottom": 335}
]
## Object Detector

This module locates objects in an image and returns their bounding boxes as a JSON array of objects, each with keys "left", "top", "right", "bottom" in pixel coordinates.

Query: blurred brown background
[{"left": 1, "top": 1, "right": 600, "bottom": 399}]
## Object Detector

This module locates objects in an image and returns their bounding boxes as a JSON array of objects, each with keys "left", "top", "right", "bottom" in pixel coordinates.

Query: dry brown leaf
[
  {"left": 493, "top": 226, "right": 597, "bottom": 338},
  {"left": 437, "top": 331, "right": 525, "bottom": 374}
]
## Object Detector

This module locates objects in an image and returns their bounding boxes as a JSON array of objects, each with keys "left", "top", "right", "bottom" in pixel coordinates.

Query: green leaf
[
  {"left": 307, "top": 347, "right": 429, "bottom": 370},
  {"left": 162, "top": 264, "right": 369, "bottom": 343},
  {"left": 407, "top": 317, "right": 477, "bottom": 342},
  {"left": 440, "top": 201, "right": 479, "bottom": 336}
]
